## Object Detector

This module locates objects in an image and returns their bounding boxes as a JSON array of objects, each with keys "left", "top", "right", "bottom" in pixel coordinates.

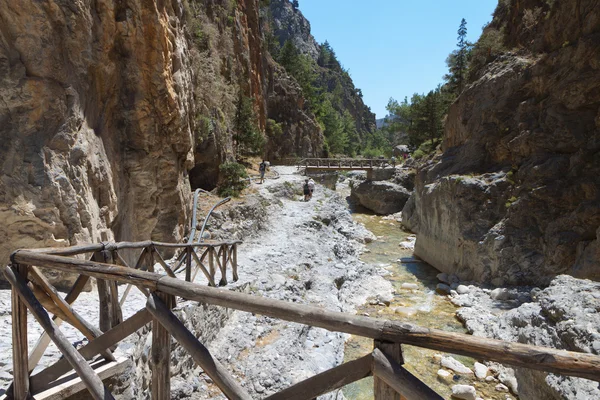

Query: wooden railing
[
  {"left": 4, "top": 243, "right": 600, "bottom": 400},
  {"left": 298, "top": 158, "right": 393, "bottom": 169}
]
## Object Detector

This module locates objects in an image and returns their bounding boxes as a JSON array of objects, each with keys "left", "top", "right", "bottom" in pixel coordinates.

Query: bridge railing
[
  {"left": 298, "top": 158, "right": 393, "bottom": 169},
  {"left": 4, "top": 245, "right": 600, "bottom": 400}
]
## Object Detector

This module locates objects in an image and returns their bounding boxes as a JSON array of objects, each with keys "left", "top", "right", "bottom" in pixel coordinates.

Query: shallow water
[{"left": 342, "top": 211, "right": 517, "bottom": 400}]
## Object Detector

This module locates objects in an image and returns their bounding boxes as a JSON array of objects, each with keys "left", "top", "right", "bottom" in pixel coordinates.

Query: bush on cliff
[{"left": 218, "top": 162, "right": 248, "bottom": 197}]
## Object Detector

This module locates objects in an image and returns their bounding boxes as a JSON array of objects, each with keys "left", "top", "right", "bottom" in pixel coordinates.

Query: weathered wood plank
[
  {"left": 11, "top": 250, "right": 161, "bottom": 289},
  {"left": 146, "top": 294, "right": 251, "bottom": 400},
  {"left": 155, "top": 277, "right": 600, "bottom": 382},
  {"left": 4, "top": 266, "right": 115, "bottom": 400},
  {"left": 152, "top": 247, "right": 177, "bottom": 278},
  {"left": 185, "top": 248, "right": 191, "bottom": 282},
  {"left": 28, "top": 266, "right": 116, "bottom": 362},
  {"left": 94, "top": 252, "right": 113, "bottom": 333},
  {"left": 264, "top": 353, "right": 372, "bottom": 400},
  {"left": 231, "top": 245, "right": 238, "bottom": 282},
  {"left": 28, "top": 273, "right": 91, "bottom": 371},
  {"left": 25, "top": 240, "right": 242, "bottom": 255},
  {"left": 220, "top": 245, "right": 227, "bottom": 286},
  {"left": 372, "top": 348, "right": 442, "bottom": 400},
  {"left": 30, "top": 309, "right": 152, "bottom": 394},
  {"left": 208, "top": 247, "right": 215, "bottom": 285},
  {"left": 191, "top": 249, "right": 215, "bottom": 286},
  {"left": 151, "top": 292, "right": 172, "bottom": 400},
  {"left": 374, "top": 340, "right": 404, "bottom": 400},
  {"left": 9, "top": 265, "right": 30, "bottom": 400}
]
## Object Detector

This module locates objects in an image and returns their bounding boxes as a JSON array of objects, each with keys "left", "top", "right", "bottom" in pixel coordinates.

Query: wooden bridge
[
  {"left": 298, "top": 158, "right": 394, "bottom": 179},
  {"left": 3, "top": 241, "right": 600, "bottom": 399}
]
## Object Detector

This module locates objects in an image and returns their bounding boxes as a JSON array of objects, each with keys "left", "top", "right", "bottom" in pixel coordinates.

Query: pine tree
[
  {"left": 444, "top": 18, "right": 470, "bottom": 96},
  {"left": 292, "top": 0, "right": 299, "bottom": 11},
  {"left": 233, "top": 92, "right": 264, "bottom": 156},
  {"left": 456, "top": 18, "right": 468, "bottom": 93}
]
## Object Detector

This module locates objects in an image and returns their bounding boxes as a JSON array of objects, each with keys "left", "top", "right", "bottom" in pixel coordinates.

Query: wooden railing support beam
[
  {"left": 372, "top": 348, "right": 442, "bottom": 400},
  {"left": 151, "top": 292, "right": 172, "bottom": 400},
  {"left": 9, "top": 264, "right": 29, "bottom": 400},
  {"left": 147, "top": 293, "right": 252, "bottom": 400},
  {"left": 265, "top": 353, "right": 372, "bottom": 400},
  {"left": 374, "top": 340, "right": 405, "bottom": 400},
  {"left": 30, "top": 309, "right": 152, "bottom": 394},
  {"left": 4, "top": 266, "right": 115, "bottom": 400}
]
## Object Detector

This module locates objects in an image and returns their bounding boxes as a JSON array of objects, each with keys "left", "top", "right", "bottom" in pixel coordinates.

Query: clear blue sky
[{"left": 297, "top": 0, "right": 498, "bottom": 118}]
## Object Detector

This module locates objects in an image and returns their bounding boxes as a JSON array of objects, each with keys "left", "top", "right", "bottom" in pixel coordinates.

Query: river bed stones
[
  {"left": 441, "top": 356, "right": 473, "bottom": 375},
  {"left": 451, "top": 384, "right": 477, "bottom": 400}
]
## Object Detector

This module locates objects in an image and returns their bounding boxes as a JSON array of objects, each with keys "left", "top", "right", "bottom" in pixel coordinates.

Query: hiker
[
  {"left": 308, "top": 178, "right": 315, "bottom": 200},
  {"left": 303, "top": 179, "right": 311, "bottom": 201},
  {"left": 259, "top": 160, "right": 267, "bottom": 184},
  {"left": 391, "top": 155, "right": 396, "bottom": 168}
]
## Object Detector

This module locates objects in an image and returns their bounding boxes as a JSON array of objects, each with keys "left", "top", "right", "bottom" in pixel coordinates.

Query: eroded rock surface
[
  {"left": 455, "top": 275, "right": 600, "bottom": 399},
  {"left": 403, "top": 0, "right": 600, "bottom": 285},
  {"left": 0, "top": 0, "right": 195, "bottom": 274}
]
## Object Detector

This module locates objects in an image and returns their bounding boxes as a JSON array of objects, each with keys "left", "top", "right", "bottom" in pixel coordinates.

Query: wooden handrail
[
  {"left": 9, "top": 249, "right": 600, "bottom": 383},
  {"left": 22, "top": 240, "right": 242, "bottom": 256}
]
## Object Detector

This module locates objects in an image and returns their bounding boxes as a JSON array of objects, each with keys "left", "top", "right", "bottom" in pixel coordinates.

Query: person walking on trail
[
  {"left": 259, "top": 160, "right": 267, "bottom": 184},
  {"left": 308, "top": 178, "right": 315, "bottom": 200},
  {"left": 391, "top": 155, "right": 396, "bottom": 168},
  {"left": 303, "top": 179, "right": 311, "bottom": 201}
]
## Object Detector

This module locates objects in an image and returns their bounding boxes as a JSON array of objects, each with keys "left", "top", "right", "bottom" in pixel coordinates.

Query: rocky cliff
[
  {"left": 0, "top": 0, "right": 327, "bottom": 268},
  {"left": 403, "top": 0, "right": 600, "bottom": 285},
  {"left": 0, "top": 0, "right": 195, "bottom": 269},
  {"left": 266, "top": 0, "right": 377, "bottom": 145}
]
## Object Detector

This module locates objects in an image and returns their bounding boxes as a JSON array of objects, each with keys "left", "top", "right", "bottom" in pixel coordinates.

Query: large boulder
[{"left": 351, "top": 181, "right": 411, "bottom": 215}]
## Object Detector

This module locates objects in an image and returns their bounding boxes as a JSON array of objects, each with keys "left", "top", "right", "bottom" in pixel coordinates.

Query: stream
[{"left": 342, "top": 205, "right": 518, "bottom": 400}]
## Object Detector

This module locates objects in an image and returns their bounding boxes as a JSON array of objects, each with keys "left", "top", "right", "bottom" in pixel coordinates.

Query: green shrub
[
  {"left": 266, "top": 119, "right": 283, "bottom": 137},
  {"left": 218, "top": 162, "right": 248, "bottom": 197}
]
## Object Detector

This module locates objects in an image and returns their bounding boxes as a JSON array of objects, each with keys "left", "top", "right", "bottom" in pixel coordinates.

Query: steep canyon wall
[
  {"left": 0, "top": 0, "right": 325, "bottom": 270},
  {"left": 403, "top": 0, "right": 600, "bottom": 285}
]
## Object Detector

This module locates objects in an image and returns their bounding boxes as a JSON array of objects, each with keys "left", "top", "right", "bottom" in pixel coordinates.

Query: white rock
[
  {"left": 474, "top": 362, "right": 488, "bottom": 380},
  {"left": 485, "top": 375, "right": 498, "bottom": 382},
  {"left": 401, "top": 283, "right": 419, "bottom": 290},
  {"left": 433, "top": 353, "right": 443, "bottom": 362},
  {"left": 495, "top": 383, "right": 509, "bottom": 392},
  {"left": 437, "top": 369, "right": 452, "bottom": 380},
  {"left": 441, "top": 356, "right": 473, "bottom": 375},
  {"left": 436, "top": 283, "right": 452, "bottom": 294},
  {"left": 490, "top": 288, "right": 510, "bottom": 300},
  {"left": 451, "top": 384, "right": 477, "bottom": 400},
  {"left": 394, "top": 306, "right": 417, "bottom": 317},
  {"left": 456, "top": 285, "right": 470, "bottom": 294}
]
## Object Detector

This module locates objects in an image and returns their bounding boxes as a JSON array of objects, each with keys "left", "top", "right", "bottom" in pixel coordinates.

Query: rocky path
[
  {"left": 194, "top": 167, "right": 393, "bottom": 399},
  {"left": 0, "top": 167, "right": 393, "bottom": 399}
]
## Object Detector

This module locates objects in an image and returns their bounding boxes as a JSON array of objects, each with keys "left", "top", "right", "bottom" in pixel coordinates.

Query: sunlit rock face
[
  {"left": 0, "top": 0, "right": 195, "bottom": 271},
  {"left": 403, "top": 0, "right": 600, "bottom": 285}
]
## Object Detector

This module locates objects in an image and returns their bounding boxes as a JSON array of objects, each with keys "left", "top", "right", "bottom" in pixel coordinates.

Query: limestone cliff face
[
  {"left": 0, "top": 0, "right": 194, "bottom": 268},
  {"left": 0, "top": 0, "right": 323, "bottom": 269},
  {"left": 403, "top": 0, "right": 600, "bottom": 285}
]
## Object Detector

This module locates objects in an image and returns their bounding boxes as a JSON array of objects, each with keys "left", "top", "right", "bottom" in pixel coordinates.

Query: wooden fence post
[
  {"left": 151, "top": 292, "right": 173, "bottom": 400},
  {"left": 374, "top": 340, "right": 406, "bottom": 400},
  {"left": 11, "top": 264, "right": 29, "bottom": 399},
  {"left": 231, "top": 244, "right": 239, "bottom": 282},
  {"left": 220, "top": 245, "right": 227, "bottom": 286},
  {"left": 185, "top": 247, "right": 192, "bottom": 282},
  {"left": 208, "top": 247, "right": 215, "bottom": 285},
  {"left": 93, "top": 251, "right": 113, "bottom": 333}
]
